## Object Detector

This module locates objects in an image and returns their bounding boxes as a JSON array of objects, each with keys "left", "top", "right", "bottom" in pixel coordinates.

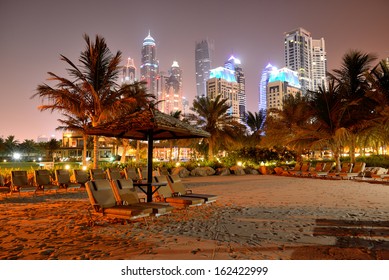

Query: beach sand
[{"left": 1, "top": 175, "right": 389, "bottom": 260}]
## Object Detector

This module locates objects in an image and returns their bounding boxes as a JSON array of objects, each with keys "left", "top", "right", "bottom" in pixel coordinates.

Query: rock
[
  {"left": 190, "top": 167, "right": 208, "bottom": 177},
  {"left": 244, "top": 167, "right": 259, "bottom": 175},
  {"left": 229, "top": 166, "right": 246, "bottom": 175},
  {"left": 216, "top": 167, "right": 231, "bottom": 176},
  {"left": 171, "top": 167, "right": 190, "bottom": 178}
]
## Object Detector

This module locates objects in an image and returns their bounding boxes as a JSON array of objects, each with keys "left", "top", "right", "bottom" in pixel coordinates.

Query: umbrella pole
[{"left": 146, "top": 130, "right": 154, "bottom": 202}]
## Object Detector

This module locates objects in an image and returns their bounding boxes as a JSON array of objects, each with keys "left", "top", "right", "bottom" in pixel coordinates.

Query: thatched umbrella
[{"left": 85, "top": 108, "right": 210, "bottom": 202}]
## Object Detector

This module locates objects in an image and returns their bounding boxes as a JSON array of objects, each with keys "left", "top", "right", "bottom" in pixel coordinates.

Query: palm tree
[
  {"left": 189, "top": 95, "right": 235, "bottom": 160},
  {"left": 34, "top": 34, "right": 153, "bottom": 168},
  {"left": 19, "top": 139, "right": 37, "bottom": 161},
  {"left": 245, "top": 110, "right": 266, "bottom": 146},
  {"left": 4, "top": 135, "right": 19, "bottom": 157},
  {"left": 328, "top": 50, "right": 378, "bottom": 162}
]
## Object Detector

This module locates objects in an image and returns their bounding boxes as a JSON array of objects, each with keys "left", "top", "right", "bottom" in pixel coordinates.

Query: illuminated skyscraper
[
  {"left": 140, "top": 31, "right": 159, "bottom": 97},
  {"left": 122, "top": 57, "right": 136, "bottom": 84},
  {"left": 259, "top": 63, "right": 277, "bottom": 112},
  {"left": 225, "top": 55, "right": 246, "bottom": 123},
  {"left": 160, "top": 61, "right": 183, "bottom": 114},
  {"left": 312, "top": 38, "right": 327, "bottom": 91},
  {"left": 195, "top": 40, "right": 212, "bottom": 97},
  {"left": 267, "top": 67, "right": 301, "bottom": 110},
  {"left": 207, "top": 67, "right": 239, "bottom": 121},
  {"left": 284, "top": 27, "right": 327, "bottom": 93}
]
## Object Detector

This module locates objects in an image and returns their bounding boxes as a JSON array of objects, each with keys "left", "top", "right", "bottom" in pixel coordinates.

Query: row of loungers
[
  {"left": 282, "top": 162, "right": 368, "bottom": 180},
  {"left": 0, "top": 166, "right": 166, "bottom": 195}
]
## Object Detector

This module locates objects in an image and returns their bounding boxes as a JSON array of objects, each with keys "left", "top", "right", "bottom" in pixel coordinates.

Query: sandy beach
[{"left": 1, "top": 174, "right": 389, "bottom": 260}]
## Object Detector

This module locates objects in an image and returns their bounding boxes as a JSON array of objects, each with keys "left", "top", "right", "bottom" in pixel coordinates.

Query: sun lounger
[
  {"left": 55, "top": 169, "right": 81, "bottom": 190},
  {"left": 73, "top": 169, "right": 89, "bottom": 188},
  {"left": 313, "top": 162, "right": 335, "bottom": 177},
  {"left": 11, "top": 170, "right": 41, "bottom": 195},
  {"left": 124, "top": 167, "right": 140, "bottom": 182},
  {"left": 90, "top": 168, "right": 107, "bottom": 180},
  {"left": 111, "top": 178, "right": 173, "bottom": 216},
  {"left": 295, "top": 162, "right": 311, "bottom": 176},
  {"left": 106, "top": 167, "right": 123, "bottom": 181},
  {"left": 0, "top": 174, "right": 10, "bottom": 195},
  {"left": 327, "top": 162, "right": 352, "bottom": 178},
  {"left": 154, "top": 175, "right": 205, "bottom": 208},
  {"left": 167, "top": 174, "right": 217, "bottom": 203},
  {"left": 34, "top": 169, "right": 60, "bottom": 193},
  {"left": 287, "top": 162, "right": 302, "bottom": 176},
  {"left": 85, "top": 179, "right": 152, "bottom": 224},
  {"left": 339, "top": 162, "right": 366, "bottom": 179}
]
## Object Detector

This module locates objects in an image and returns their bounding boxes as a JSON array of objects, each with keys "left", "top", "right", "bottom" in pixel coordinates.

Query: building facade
[
  {"left": 284, "top": 27, "right": 327, "bottom": 94},
  {"left": 312, "top": 38, "right": 327, "bottom": 91},
  {"left": 266, "top": 67, "right": 301, "bottom": 110},
  {"left": 195, "top": 40, "right": 212, "bottom": 97},
  {"left": 207, "top": 67, "right": 239, "bottom": 121},
  {"left": 259, "top": 63, "right": 277, "bottom": 112},
  {"left": 122, "top": 57, "right": 136, "bottom": 84},
  {"left": 140, "top": 31, "right": 159, "bottom": 98},
  {"left": 159, "top": 61, "right": 183, "bottom": 114},
  {"left": 225, "top": 55, "right": 246, "bottom": 123}
]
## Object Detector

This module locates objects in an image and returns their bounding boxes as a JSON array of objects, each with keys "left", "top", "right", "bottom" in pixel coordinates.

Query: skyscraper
[
  {"left": 195, "top": 40, "right": 212, "bottom": 97},
  {"left": 284, "top": 27, "right": 327, "bottom": 94},
  {"left": 312, "top": 38, "right": 327, "bottom": 91},
  {"left": 225, "top": 55, "right": 246, "bottom": 122},
  {"left": 140, "top": 31, "right": 159, "bottom": 97},
  {"left": 122, "top": 57, "right": 136, "bottom": 84},
  {"left": 207, "top": 67, "right": 239, "bottom": 121},
  {"left": 267, "top": 67, "right": 301, "bottom": 110},
  {"left": 259, "top": 63, "right": 277, "bottom": 112},
  {"left": 159, "top": 61, "right": 183, "bottom": 114},
  {"left": 284, "top": 27, "right": 313, "bottom": 94}
]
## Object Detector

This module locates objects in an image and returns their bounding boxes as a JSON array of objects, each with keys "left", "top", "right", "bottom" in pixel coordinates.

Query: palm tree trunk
[
  {"left": 93, "top": 135, "right": 99, "bottom": 169},
  {"left": 82, "top": 133, "right": 87, "bottom": 166},
  {"left": 208, "top": 139, "right": 214, "bottom": 161},
  {"left": 169, "top": 141, "right": 173, "bottom": 161},
  {"left": 120, "top": 139, "right": 129, "bottom": 164},
  {"left": 136, "top": 140, "right": 140, "bottom": 163},
  {"left": 334, "top": 148, "right": 341, "bottom": 172},
  {"left": 350, "top": 135, "right": 356, "bottom": 163}
]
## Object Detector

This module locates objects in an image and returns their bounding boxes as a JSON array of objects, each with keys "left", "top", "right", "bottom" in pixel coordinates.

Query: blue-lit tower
[
  {"left": 225, "top": 55, "right": 246, "bottom": 123},
  {"left": 259, "top": 63, "right": 277, "bottom": 112},
  {"left": 207, "top": 67, "right": 239, "bottom": 121},
  {"left": 267, "top": 67, "right": 301, "bottom": 110},
  {"left": 140, "top": 31, "right": 159, "bottom": 98}
]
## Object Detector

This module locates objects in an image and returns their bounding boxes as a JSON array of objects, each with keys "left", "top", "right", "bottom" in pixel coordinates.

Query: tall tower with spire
[
  {"left": 160, "top": 61, "right": 183, "bottom": 114},
  {"left": 140, "top": 31, "right": 159, "bottom": 97},
  {"left": 122, "top": 57, "right": 136, "bottom": 84}
]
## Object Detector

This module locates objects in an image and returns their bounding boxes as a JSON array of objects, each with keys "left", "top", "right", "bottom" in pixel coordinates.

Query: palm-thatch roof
[{"left": 85, "top": 108, "right": 210, "bottom": 140}]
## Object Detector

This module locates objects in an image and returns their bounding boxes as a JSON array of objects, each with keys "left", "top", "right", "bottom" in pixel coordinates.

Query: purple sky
[{"left": 1, "top": 0, "right": 388, "bottom": 141}]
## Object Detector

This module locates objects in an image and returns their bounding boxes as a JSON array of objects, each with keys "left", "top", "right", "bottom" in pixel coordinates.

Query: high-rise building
[
  {"left": 140, "top": 31, "right": 159, "bottom": 98},
  {"left": 195, "top": 40, "right": 212, "bottom": 97},
  {"left": 284, "top": 27, "right": 327, "bottom": 94},
  {"left": 259, "top": 63, "right": 277, "bottom": 112},
  {"left": 207, "top": 67, "right": 239, "bottom": 121},
  {"left": 159, "top": 61, "right": 183, "bottom": 114},
  {"left": 225, "top": 55, "right": 246, "bottom": 122},
  {"left": 122, "top": 57, "right": 136, "bottom": 84},
  {"left": 312, "top": 38, "right": 327, "bottom": 91},
  {"left": 266, "top": 67, "right": 301, "bottom": 110}
]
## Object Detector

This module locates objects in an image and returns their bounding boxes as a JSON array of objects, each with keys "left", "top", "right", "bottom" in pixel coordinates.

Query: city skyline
[{"left": 1, "top": 0, "right": 389, "bottom": 141}]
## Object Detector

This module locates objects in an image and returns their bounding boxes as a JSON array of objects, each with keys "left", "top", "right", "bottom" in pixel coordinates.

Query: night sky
[{"left": 1, "top": 0, "right": 388, "bottom": 141}]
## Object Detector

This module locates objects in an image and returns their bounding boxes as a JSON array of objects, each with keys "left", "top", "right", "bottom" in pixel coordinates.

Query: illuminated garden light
[
  {"left": 65, "top": 165, "right": 70, "bottom": 170},
  {"left": 82, "top": 166, "right": 87, "bottom": 171},
  {"left": 13, "top": 153, "right": 21, "bottom": 160}
]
